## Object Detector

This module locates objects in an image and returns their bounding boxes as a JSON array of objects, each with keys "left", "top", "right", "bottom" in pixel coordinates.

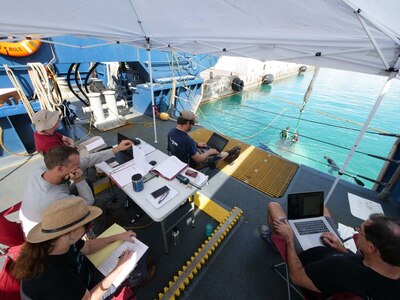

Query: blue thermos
[{"left": 131, "top": 173, "right": 144, "bottom": 192}]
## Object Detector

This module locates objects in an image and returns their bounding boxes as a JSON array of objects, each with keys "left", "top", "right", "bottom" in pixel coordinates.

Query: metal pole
[
  {"left": 378, "top": 164, "right": 400, "bottom": 200},
  {"left": 325, "top": 72, "right": 397, "bottom": 205},
  {"left": 146, "top": 41, "right": 158, "bottom": 143}
]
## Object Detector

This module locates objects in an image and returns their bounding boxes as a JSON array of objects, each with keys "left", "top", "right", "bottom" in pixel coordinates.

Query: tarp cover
[{"left": 0, "top": 0, "right": 399, "bottom": 75}]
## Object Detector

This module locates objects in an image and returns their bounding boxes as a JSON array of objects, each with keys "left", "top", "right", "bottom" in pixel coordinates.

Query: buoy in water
[
  {"left": 262, "top": 74, "right": 274, "bottom": 85},
  {"left": 159, "top": 112, "right": 170, "bottom": 121}
]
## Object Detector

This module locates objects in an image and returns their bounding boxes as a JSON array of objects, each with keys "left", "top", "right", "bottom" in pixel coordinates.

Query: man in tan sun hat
[
  {"left": 32, "top": 109, "right": 75, "bottom": 155},
  {"left": 13, "top": 197, "right": 154, "bottom": 299},
  {"left": 167, "top": 110, "right": 241, "bottom": 168}
]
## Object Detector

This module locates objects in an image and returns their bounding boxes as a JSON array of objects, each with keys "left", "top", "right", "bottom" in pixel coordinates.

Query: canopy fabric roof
[{"left": 0, "top": 0, "right": 399, "bottom": 76}]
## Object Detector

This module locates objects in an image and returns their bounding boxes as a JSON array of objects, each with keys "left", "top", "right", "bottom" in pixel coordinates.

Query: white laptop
[{"left": 287, "top": 191, "right": 340, "bottom": 251}]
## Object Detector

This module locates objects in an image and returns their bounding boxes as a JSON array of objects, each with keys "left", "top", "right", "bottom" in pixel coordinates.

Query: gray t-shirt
[{"left": 20, "top": 149, "right": 114, "bottom": 235}]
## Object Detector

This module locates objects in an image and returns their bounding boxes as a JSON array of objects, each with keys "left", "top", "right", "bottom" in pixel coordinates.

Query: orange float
[{"left": 0, "top": 39, "right": 41, "bottom": 57}]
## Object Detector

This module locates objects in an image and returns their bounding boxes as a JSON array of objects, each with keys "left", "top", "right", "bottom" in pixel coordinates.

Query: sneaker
[
  {"left": 225, "top": 146, "right": 241, "bottom": 164},
  {"left": 259, "top": 225, "right": 278, "bottom": 253}
]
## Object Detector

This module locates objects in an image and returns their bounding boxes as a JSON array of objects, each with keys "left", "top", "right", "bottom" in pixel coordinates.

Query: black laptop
[
  {"left": 204, "top": 132, "right": 229, "bottom": 153},
  {"left": 117, "top": 132, "right": 134, "bottom": 159},
  {"left": 287, "top": 191, "right": 324, "bottom": 220}
]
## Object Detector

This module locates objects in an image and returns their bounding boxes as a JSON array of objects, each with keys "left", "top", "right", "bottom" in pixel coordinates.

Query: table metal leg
[
  {"left": 161, "top": 220, "right": 169, "bottom": 254},
  {"left": 191, "top": 197, "right": 195, "bottom": 228}
]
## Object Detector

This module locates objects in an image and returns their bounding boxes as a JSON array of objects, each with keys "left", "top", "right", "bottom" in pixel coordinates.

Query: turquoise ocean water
[{"left": 198, "top": 68, "right": 400, "bottom": 189}]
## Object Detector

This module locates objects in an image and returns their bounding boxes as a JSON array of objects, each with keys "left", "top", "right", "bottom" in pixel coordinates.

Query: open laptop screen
[
  {"left": 287, "top": 191, "right": 324, "bottom": 220},
  {"left": 117, "top": 132, "right": 134, "bottom": 159},
  {"left": 207, "top": 132, "right": 229, "bottom": 153}
]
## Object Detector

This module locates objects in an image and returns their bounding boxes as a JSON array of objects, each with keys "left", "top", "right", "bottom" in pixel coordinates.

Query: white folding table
[{"left": 119, "top": 147, "right": 200, "bottom": 253}]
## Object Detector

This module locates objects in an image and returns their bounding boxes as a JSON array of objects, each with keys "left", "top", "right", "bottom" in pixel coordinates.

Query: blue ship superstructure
[{"left": 0, "top": 36, "right": 217, "bottom": 157}]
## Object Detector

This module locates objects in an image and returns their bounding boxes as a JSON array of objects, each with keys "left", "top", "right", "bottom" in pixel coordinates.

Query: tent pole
[
  {"left": 146, "top": 43, "right": 158, "bottom": 143},
  {"left": 324, "top": 71, "right": 397, "bottom": 205}
]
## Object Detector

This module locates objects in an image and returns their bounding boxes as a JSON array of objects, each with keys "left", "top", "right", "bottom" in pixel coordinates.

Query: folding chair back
[
  {"left": 0, "top": 245, "right": 22, "bottom": 300},
  {"left": 0, "top": 202, "right": 24, "bottom": 248}
]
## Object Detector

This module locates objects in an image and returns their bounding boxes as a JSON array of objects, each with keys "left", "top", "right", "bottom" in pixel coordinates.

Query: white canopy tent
[
  {"left": 1, "top": 0, "right": 399, "bottom": 201},
  {"left": 0, "top": 0, "right": 399, "bottom": 75}
]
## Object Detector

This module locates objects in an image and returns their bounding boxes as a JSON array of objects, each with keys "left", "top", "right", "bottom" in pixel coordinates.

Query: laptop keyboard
[{"left": 294, "top": 219, "right": 329, "bottom": 235}]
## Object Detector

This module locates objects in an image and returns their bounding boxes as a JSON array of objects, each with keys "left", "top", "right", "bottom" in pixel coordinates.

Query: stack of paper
[
  {"left": 153, "top": 156, "right": 188, "bottom": 180},
  {"left": 95, "top": 148, "right": 153, "bottom": 188},
  {"left": 85, "top": 137, "right": 107, "bottom": 152},
  {"left": 86, "top": 223, "right": 148, "bottom": 289},
  {"left": 337, "top": 223, "right": 357, "bottom": 253}
]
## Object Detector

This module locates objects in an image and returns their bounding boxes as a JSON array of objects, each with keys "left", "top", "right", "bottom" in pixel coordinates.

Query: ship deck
[{"left": 1, "top": 112, "right": 400, "bottom": 300}]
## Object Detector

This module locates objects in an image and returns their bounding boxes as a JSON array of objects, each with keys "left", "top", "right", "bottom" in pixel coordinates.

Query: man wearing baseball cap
[
  {"left": 32, "top": 109, "right": 75, "bottom": 155},
  {"left": 167, "top": 110, "right": 240, "bottom": 168}
]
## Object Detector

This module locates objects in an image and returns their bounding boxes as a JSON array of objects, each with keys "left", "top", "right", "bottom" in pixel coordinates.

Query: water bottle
[
  {"left": 172, "top": 227, "right": 180, "bottom": 246},
  {"left": 205, "top": 223, "right": 214, "bottom": 237}
]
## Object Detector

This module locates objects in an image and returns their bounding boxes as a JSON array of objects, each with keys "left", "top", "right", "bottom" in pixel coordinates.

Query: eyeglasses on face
[{"left": 353, "top": 225, "right": 365, "bottom": 237}]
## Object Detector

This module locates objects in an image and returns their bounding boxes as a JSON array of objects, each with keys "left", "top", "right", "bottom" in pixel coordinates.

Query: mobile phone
[
  {"left": 185, "top": 169, "right": 198, "bottom": 178},
  {"left": 151, "top": 185, "right": 170, "bottom": 198}
]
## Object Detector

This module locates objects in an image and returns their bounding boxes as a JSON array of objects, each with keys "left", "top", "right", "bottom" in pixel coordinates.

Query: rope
[
  {"left": 265, "top": 93, "right": 387, "bottom": 134},
  {"left": 237, "top": 103, "right": 388, "bottom": 135},
  {"left": 3, "top": 65, "right": 35, "bottom": 120},
  {"left": 0, "top": 126, "right": 37, "bottom": 156},
  {"left": 198, "top": 105, "right": 393, "bottom": 158},
  {"left": 27, "top": 63, "right": 62, "bottom": 112}
]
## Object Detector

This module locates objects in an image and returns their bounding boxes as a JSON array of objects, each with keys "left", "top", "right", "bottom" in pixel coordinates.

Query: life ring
[
  {"left": 232, "top": 77, "right": 244, "bottom": 92},
  {"left": 0, "top": 39, "right": 41, "bottom": 57}
]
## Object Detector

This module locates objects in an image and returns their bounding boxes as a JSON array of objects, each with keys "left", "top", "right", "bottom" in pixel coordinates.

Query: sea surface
[{"left": 198, "top": 68, "right": 400, "bottom": 189}]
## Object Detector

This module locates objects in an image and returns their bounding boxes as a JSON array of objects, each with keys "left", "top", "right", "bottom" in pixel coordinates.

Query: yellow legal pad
[{"left": 86, "top": 223, "right": 126, "bottom": 268}]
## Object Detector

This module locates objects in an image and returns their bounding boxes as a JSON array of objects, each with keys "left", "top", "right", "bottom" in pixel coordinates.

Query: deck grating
[{"left": 189, "top": 128, "right": 298, "bottom": 198}]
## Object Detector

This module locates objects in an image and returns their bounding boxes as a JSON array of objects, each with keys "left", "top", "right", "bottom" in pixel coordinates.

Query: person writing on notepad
[
  {"left": 167, "top": 110, "right": 241, "bottom": 168},
  {"left": 13, "top": 197, "right": 155, "bottom": 300}
]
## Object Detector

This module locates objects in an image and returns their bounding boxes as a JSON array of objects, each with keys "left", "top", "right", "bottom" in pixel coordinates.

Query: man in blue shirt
[{"left": 167, "top": 110, "right": 240, "bottom": 167}]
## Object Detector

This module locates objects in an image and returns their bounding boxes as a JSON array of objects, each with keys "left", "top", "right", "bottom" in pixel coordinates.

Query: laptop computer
[
  {"left": 117, "top": 132, "right": 134, "bottom": 160},
  {"left": 201, "top": 132, "right": 229, "bottom": 153},
  {"left": 287, "top": 191, "right": 340, "bottom": 251}
]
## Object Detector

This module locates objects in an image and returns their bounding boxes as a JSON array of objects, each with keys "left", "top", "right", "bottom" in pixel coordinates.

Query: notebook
[
  {"left": 286, "top": 191, "right": 339, "bottom": 251},
  {"left": 200, "top": 132, "right": 229, "bottom": 153}
]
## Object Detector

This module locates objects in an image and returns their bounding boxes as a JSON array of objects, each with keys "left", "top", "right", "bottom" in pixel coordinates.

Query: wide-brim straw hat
[
  {"left": 32, "top": 109, "right": 61, "bottom": 132},
  {"left": 27, "top": 197, "right": 102, "bottom": 243}
]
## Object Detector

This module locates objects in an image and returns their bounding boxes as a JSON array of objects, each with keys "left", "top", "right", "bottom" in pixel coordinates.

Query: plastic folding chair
[
  {"left": 0, "top": 202, "right": 24, "bottom": 248},
  {"left": 0, "top": 245, "right": 22, "bottom": 300},
  {"left": 271, "top": 234, "right": 362, "bottom": 300},
  {"left": 0, "top": 202, "right": 24, "bottom": 300}
]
